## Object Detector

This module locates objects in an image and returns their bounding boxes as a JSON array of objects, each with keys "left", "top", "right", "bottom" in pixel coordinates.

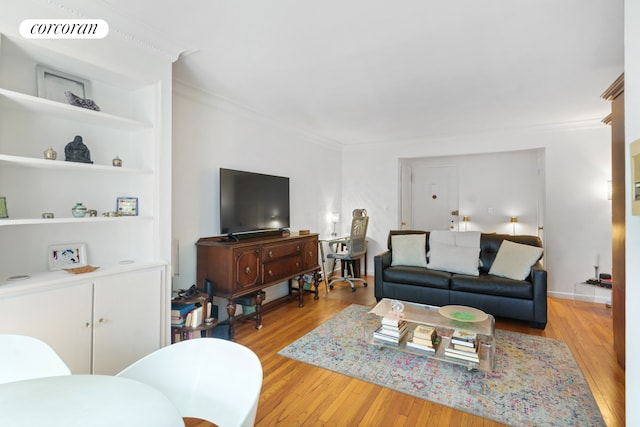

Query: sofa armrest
[
  {"left": 530, "top": 261, "right": 547, "bottom": 328},
  {"left": 374, "top": 251, "right": 392, "bottom": 301}
]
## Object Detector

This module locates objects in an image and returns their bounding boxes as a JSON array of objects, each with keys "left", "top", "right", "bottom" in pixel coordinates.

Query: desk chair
[
  {"left": 117, "top": 338, "right": 262, "bottom": 427},
  {"left": 0, "top": 335, "right": 71, "bottom": 384},
  {"left": 327, "top": 208, "right": 369, "bottom": 292}
]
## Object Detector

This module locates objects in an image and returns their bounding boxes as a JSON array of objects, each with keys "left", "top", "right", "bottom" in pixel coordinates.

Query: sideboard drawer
[
  {"left": 262, "top": 241, "right": 302, "bottom": 261},
  {"left": 263, "top": 256, "right": 304, "bottom": 283}
]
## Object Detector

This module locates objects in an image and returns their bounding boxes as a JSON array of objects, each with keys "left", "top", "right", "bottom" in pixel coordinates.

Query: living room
[{"left": 0, "top": 0, "right": 638, "bottom": 425}]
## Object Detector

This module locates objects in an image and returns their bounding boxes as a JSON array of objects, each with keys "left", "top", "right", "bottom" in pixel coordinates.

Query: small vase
[
  {"left": 112, "top": 156, "right": 122, "bottom": 167},
  {"left": 72, "top": 202, "right": 87, "bottom": 218},
  {"left": 43, "top": 146, "right": 57, "bottom": 160}
]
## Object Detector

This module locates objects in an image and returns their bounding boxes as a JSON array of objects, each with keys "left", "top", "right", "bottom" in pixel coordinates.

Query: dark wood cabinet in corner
[{"left": 196, "top": 232, "right": 320, "bottom": 339}]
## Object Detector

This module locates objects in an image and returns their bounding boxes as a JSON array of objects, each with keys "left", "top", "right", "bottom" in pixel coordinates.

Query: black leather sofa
[{"left": 374, "top": 230, "right": 547, "bottom": 329}]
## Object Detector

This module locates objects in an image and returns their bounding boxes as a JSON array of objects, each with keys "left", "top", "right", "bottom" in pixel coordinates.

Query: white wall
[
  {"left": 625, "top": 0, "right": 640, "bottom": 421},
  {"left": 341, "top": 125, "right": 612, "bottom": 300},
  {"left": 171, "top": 82, "right": 343, "bottom": 315},
  {"left": 403, "top": 149, "right": 543, "bottom": 235}
]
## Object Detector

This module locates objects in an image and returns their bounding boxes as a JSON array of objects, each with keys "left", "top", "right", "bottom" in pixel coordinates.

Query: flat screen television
[{"left": 220, "top": 168, "right": 290, "bottom": 237}]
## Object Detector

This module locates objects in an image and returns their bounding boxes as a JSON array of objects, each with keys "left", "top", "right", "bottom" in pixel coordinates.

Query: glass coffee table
[{"left": 368, "top": 298, "right": 496, "bottom": 372}]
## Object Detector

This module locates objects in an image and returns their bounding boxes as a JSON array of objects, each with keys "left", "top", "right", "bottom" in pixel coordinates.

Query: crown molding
[{"left": 36, "top": 0, "right": 190, "bottom": 61}]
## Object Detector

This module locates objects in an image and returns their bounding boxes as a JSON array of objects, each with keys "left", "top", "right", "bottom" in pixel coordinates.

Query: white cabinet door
[
  {"left": 0, "top": 282, "right": 93, "bottom": 374},
  {"left": 92, "top": 268, "right": 163, "bottom": 375}
]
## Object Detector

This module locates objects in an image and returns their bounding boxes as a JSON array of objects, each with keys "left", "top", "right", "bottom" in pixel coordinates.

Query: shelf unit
[{"left": 0, "top": 29, "right": 173, "bottom": 366}]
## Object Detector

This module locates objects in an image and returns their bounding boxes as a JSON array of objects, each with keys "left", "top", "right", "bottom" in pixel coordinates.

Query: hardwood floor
[{"left": 233, "top": 277, "right": 625, "bottom": 426}]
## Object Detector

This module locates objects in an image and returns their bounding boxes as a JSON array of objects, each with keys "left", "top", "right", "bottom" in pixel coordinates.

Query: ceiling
[{"left": 18, "top": 0, "right": 627, "bottom": 146}]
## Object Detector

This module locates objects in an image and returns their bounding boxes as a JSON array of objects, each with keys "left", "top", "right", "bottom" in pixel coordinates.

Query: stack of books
[
  {"left": 171, "top": 302, "right": 195, "bottom": 327},
  {"left": 373, "top": 312, "right": 408, "bottom": 345},
  {"left": 171, "top": 301, "right": 210, "bottom": 328},
  {"left": 406, "top": 324, "right": 438, "bottom": 353},
  {"left": 445, "top": 330, "right": 480, "bottom": 363}
]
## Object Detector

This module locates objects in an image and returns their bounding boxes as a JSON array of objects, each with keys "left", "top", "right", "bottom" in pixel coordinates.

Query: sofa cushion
[
  {"left": 489, "top": 240, "right": 543, "bottom": 281},
  {"left": 427, "top": 242, "right": 480, "bottom": 276},
  {"left": 450, "top": 273, "right": 533, "bottom": 299},
  {"left": 383, "top": 266, "right": 451, "bottom": 289},
  {"left": 391, "top": 234, "right": 428, "bottom": 268}
]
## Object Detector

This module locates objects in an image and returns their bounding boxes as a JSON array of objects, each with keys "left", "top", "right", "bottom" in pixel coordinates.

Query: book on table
[
  {"left": 373, "top": 325, "right": 408, "bottom": 344},
  {"left": 171, "top": 302, "right": 195, "bottom": 317},
  {"left": 451, "top": 330, "right": 477, "bottom": 348},
  {"left": 445, "top": 341, "right": 481, "bottom": 363},
  {"left": 381, "top": 311, "right": 406, "bottom": 327},
  {"left": 406, "top": 338, "right": 436, "bottom": 353}
]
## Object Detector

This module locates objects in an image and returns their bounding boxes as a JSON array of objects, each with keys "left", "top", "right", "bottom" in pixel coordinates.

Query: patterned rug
[{"left": 278, "top": 304, "right": 604, "bottom": 427}]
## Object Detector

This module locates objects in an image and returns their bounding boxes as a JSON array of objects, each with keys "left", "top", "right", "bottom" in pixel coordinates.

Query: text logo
[{"left": 20, "top": 19, "right": 109, "bottom": 39}]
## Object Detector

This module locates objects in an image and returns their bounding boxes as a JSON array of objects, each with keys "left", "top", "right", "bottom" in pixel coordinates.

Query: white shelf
[
  {"left": 0, "top": 154, "right": 152, "bottom": 174},
  {"left": 0, "top": 216, "right": 153, "bottom": 227},
  {"left": 0, "top": 87, "right": 152, "bottom": 131}
]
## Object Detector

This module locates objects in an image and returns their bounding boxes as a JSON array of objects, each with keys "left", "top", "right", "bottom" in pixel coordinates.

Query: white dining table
[{"left": 0, "top": 374, "right": 185, "bottom": 427}]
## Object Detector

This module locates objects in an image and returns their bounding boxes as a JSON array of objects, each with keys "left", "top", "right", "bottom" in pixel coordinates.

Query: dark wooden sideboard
[{"left": 196, "top": 232, "right": 320, "bottom": 338}]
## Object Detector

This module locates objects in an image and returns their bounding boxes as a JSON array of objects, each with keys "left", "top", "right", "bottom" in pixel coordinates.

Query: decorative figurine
[
  {"left": 42, "top": 213, "right": 54, "bottom": 219},
  {"left": 64, "top": 135, "right": 93, "bottom": 164},
  {"left": 64, "top": 91, "right": 100, "bottom": 111},
  {"left": 112, "top": 156, "right": 122, "bottom": 167},
  {"left": 71, "top": 202, "right": 87, "bottom": 217},
  {"left": 43, "top": 146, "right": 57, "bottom": 160}
]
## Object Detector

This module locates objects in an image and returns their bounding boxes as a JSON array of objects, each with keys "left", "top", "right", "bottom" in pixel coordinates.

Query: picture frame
[
  {"left": 48, "top": 243, "right": 87, "bottom": 271},
  {"left": 117, "top": 197, "right": 139, "bottom": 216},
  {"left": 0, "top": 197, "right": 7, "bottom": 219},
  {"left": 36, "top": 64, "right": 91, "bottom": 105}
]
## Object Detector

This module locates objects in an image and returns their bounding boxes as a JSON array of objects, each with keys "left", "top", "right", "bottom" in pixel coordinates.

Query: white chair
[
  {"left": 117, "top": 338, "right": 263, "bottom": 427},
  {"left": 0, "top": 335, "right": 71, "bottom": 384}
]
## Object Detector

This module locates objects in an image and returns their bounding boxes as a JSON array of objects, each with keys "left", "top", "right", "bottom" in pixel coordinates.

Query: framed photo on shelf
[
  {"left": 36, "top": 64, "right": 91, "bottom": 104},
  {"left": 0, "top": 197, "right": 7, "bottom": 218},
  {"left": 48, "top": 243, "right": 87, "bottom": 271},
  {"left": 117, "top": 197, "right": 138, "bottom": 216}
]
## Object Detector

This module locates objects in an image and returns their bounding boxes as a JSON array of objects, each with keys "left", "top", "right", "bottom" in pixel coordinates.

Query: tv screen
[{"left": 220, "top": 168, "right": 290, "bottom": 235}]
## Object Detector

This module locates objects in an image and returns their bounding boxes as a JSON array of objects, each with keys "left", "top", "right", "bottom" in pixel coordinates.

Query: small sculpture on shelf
[
  {"left": 43, "top": 146, "right": 57, "bottom": 160},
  {"left": 64, "top": 91, "right": 100, "bottom": 111},
  {"left": 64, "top": 135, "right": 93, "bottom": 164},
  {"left": 112, "top": 156, "right": 122, "bottom": 167}
]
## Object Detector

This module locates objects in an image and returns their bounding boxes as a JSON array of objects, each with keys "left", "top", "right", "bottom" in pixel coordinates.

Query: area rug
[{"left": 278, "top": 304, "right": 604, "bottom": 427}]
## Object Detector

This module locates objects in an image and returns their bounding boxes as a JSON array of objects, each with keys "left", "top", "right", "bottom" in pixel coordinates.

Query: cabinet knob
[
  {"left": 296, "top": 262, "right": 300, "bottom": 267},
  {"left": 268, "top": 250, "right": 273, "bottom": 258},
  {"left": 268, "top": 270, "right": 274, "bottom": 276},
  {"left": 296, "top": 245, "right": 300, "bottom": 251},
  {"left": 245, "top": 266, "right": 251, "bottom": 275},
  {"left": 309, "top": 251, "right": 313, "bottom": 257},
  {"left": 85, "top": 322, "right": 91, "bottom": 328},
  {"left": 98, "top": 318, "right": 104, "bottom": 323}
]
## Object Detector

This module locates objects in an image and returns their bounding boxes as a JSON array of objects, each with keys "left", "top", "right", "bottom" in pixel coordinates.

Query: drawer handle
[
  {"left": 296, "top": 262, "right": 300, "bottom": 267},
  {"left": 268, "top": 270, "right": 274, "bottom": 276},
  {"left": 245, "top": 266, "right": 252, "bottom": 275},
  {"left": 296, "top": 245, "right": 300, "bottom": 251},
  {"left": 309, "top": 251, "right": 313, "bottom": 257},
  {"left": 268, "top": 251, "right": 274, "bottom": 258}
]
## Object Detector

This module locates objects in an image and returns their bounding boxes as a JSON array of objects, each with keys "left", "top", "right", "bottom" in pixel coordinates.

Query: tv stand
[{"left": 196, "top": 232, "right": 320, "bottom": 339}]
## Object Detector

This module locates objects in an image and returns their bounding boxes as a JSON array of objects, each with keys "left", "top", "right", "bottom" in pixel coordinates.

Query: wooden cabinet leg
[
  {"left": 255, "top": 291, "right": 265, "bottom": 329},
  {"left": 312, "top": 270, "right": 320, "bottom": 300},
  {"left": 297, "top": 275, "right": 305, "bottom": 307},
  {"left": 226, "top": 299, "right": 236, "bottom": 340}
]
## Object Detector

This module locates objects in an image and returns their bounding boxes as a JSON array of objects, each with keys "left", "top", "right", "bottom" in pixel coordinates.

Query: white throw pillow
[
  {"left": 489, "top": 240, "right": 543, "bottom": 281},
  {"left": 391, "top": 234, "right": 428, "bottom": 268},
  {"left": 427, "top": 242, "right": 480, "bottom": 276}
]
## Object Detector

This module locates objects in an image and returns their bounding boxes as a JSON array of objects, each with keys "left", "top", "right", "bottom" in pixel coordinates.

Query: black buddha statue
[{"left": 64, "top": 135, "right": 93, "bottom": 164}]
